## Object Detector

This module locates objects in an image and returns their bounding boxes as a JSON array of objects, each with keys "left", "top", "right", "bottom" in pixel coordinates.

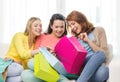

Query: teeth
[
  {"left": 35, "top": 29, "right": 40, "bottom": 32},
  {"left": 57, "top": 32, "right": 62, "bottom": 34}
]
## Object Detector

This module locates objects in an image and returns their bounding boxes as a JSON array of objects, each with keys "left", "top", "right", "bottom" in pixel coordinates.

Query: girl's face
[
  {"left": 67, "top": 21, "right": 82, "bottom": 35},
  {"left": 31, "top": 19, "right": 42, "bottom": 37},
  {"left": 51, "top": 20, "right": 65, "bottom": 37}
]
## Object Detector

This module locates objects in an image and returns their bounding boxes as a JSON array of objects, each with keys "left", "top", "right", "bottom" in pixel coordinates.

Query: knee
[
  {"left": 21, "top": 70, "right": 33, "bottom": 80},
  {"left": 6, "top": 76, "right": 22, "bottom": 82},
  {"left": 94, "top": 66, "right": 109, "bottom": 82},
  {"left": 96, "top": 51, "right": 106, "bottom": 60},
  {"left": 21, "top": 70, "right": 34, "bottom": 82},
  {"left": 21, "top": 70, "right": 44, "bottom": 82},
  {"left": 7, "top": 62, "right": 24, "bottom": 77}
]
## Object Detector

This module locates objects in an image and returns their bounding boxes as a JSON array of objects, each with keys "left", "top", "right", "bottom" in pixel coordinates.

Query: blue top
[{"left": 78, "top": 32, "right": 94, "bottom": 56}]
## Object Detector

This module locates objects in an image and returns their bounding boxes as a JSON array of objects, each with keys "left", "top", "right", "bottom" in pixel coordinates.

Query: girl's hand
[
  {"left": 67, "top": 27, "right": 74, "bottom": 37},
  {"left": 4, "top": 57, "right": 22, "bottom": 64},
  {"left": 4, "top": 57, "right": 12, "bottom": 61},
  {"left": 46, "top": 47, "right": 56, "bottom": 56},
  {"left": 79, "top": 33, "right": 90, "bottom": 42},
  {"left": 31, "top": 49, "right": 39, "bottom": 57}
]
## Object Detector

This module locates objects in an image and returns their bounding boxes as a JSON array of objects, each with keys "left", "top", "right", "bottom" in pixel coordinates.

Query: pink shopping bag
[{"left": 55, "top": 36, "right": 87, "bottom": 75}]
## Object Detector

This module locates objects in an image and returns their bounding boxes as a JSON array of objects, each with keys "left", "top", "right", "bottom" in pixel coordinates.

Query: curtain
[
  {"left": 65, "top": 0, "right": 118, "bottom": 56},
  {"left": 0, "top": 0, "right": 119, "bottom": 56},
  {"left": 0, "top": 0, "right": 56, "bottom": 44}
]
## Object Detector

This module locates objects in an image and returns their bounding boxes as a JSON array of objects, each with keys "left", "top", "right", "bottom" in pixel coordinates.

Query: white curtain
[
  {"left": 65, "top": 0, "right": 119, "bottom": 56},
  {"left": 0, "top": 0, "right": 56, "bottom": 44},
  {"left": 0, "top": 0, "right": 119, "bottom": 56}
]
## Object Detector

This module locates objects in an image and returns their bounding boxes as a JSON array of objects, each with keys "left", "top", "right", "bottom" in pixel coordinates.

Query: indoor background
[{"left": 0, "top": 0, "right": 120, "bottom": 82}]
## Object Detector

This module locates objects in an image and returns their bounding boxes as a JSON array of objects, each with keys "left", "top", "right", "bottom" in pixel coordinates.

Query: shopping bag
[
  {"left": 0, "top": 58, "right": 12, "bottom": 82},
  {"left": 39, "top": 46, "right": 67, "bottom": 75},
  {"left": 34, "top": 52, "right": 59, "bottom": 82},
  {"left": 55, "top": 36, "right": 87, "bottom": 75}
]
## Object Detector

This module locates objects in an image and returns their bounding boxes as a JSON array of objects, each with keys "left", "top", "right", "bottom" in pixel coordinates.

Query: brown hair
[
  {"left": 46, "top": 13, "right": 67, "bottom": 37},
  {"left": 66, "top": 10, "right": 95, "bottom": 35}
]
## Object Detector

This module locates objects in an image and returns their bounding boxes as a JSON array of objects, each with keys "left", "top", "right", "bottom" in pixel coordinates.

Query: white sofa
[{"left": 0, "top": 43, "right": 9, "bottom": 58}]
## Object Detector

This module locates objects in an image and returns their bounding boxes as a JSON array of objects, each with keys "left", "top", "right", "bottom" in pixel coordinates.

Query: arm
[
  {"left": 79, "top": 32, "right": 103, "bottom": 52},
  {"left": 13, "top": 33, "right": 32, "bottom": 59},
  {"left": 79, "top": 27, "right": 108, "bottom": 52},
  {"left": 93, "top": 27, "right": 108, "bottom": 53}
]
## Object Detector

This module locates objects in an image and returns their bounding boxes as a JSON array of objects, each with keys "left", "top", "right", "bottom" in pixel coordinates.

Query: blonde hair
[
  {"left": 24, "top": 17, "right": 41, "bottom": 35},
  {"left": 24, "top": 17, "right": 41, "bottom": 44}
]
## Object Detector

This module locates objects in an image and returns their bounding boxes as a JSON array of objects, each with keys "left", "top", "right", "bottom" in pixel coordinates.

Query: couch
[{"left": 0, "top": 43, "right": 9, "bottom": 58}]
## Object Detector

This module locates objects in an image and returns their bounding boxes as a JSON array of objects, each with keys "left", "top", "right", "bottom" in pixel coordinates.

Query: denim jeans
[
  {"left": 27, "top": 58, "right": 34, "bottom": 71},
  {"left": 21, "top": 70, "right": 44, "bottom": 82},
  {"left": 76, "top": 51, "right": 108, "bottom": 82},
  {"left": 89, "top": 65, "right": 109, "bottom": 82},
  {"left": 6, "top": 62, "right": 24, "bottom": 82}
]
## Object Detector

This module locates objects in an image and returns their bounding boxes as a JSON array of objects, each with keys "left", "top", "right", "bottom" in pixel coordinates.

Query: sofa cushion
[{"left": 0, "top": 43, "right": 9, "bottom": 58}]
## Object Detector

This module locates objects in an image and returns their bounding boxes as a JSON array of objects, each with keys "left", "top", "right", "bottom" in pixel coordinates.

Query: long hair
[
  {"left": 66, "top": 10, "right": 95, "bottom": 35},
  {"left": 46, "top": 13, "right": 67, "bottom": 37},
  {"left": 24, "top": 17, "right": 41, "bottom": 43}
]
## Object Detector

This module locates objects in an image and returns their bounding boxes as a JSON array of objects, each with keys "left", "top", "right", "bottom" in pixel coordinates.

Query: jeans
[
  {"left": 76, "top": 51, "right": 108, "bottom": 82},
  {"left": 6, "top": 62, "right": 24, "bottom": 82},
  {"left": 89, "top": 65, "right": 109, "bottom": 82},
  {"left": 21, "top": 70, "right": 44, "bottom": 82},
  {"left": 27, "top": 58, "right": 34, "bottom": 71}
]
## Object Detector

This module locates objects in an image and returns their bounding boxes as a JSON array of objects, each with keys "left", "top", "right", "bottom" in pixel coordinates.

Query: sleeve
[
  {"left": 98, "top": 27, "right": 108, "bottom": 53},
  {"left": 97, "top": 27, "right": 110, "bottom": 64},
  {"left": 13, "top": 33, "right": 32, "bottom": 59}
]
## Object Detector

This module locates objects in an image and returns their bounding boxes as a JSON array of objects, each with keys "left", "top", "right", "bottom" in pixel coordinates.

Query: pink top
[{"left": 35, "top": 34, "right": 61, "bottom": 50}]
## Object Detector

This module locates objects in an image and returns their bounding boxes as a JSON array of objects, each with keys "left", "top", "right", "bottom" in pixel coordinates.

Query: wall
[
  {"left": 117, "top": 0, "right": 120, "bottom": 52},
  {"left": 0, "top": 0, "right": 3, "bottom": 43}
]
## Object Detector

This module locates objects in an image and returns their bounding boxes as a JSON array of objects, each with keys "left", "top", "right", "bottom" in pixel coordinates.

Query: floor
[{"left": 109, "top": 55, "right": 120, "bottom": 82}]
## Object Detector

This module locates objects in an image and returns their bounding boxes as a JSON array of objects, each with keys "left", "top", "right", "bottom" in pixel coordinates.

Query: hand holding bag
[
  {"left": 34, "top": 52, "right": 59, "bottom": 82},
  {"left": 39, "top": 46, "right": 67, "bottom": 75},
  {"left": 55, "top": 36, "right": 87, "bottom": 75}
]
